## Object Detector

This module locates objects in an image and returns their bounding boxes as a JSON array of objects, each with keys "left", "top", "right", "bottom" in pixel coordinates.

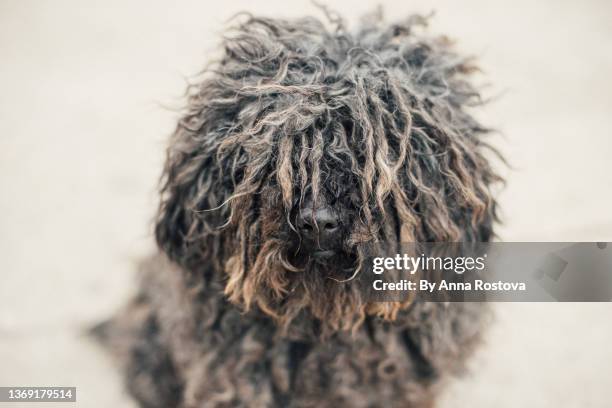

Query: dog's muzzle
[{"left": 297, "top": 202, "right": 343, "bottom": 258}]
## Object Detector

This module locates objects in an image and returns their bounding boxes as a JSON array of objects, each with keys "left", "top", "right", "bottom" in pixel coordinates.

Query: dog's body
[
  {"left": 101, "top": 254, "right": 486, "bottom": 408},
  {"left": 97, "top": 11, "right": 501, "bottom": 408}
]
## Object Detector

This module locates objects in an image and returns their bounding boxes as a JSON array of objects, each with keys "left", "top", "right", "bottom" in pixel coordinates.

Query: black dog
[{"left": 96, "top": 10, "right": 501, "bottom": 408}]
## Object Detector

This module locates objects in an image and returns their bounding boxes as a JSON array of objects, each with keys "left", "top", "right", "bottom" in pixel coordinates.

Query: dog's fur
[{"left": 96, "top": 10, "right": 502, "bottom": 408}]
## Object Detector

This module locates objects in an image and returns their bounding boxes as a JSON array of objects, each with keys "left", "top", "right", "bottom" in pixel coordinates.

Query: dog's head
[{"left": 155, "top": 13, "right": 501, "bottom": 334}]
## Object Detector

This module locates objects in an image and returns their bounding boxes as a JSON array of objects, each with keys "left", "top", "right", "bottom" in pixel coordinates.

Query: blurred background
[{"left": 1, "top": 0, "right": 611, "bottom": 406}]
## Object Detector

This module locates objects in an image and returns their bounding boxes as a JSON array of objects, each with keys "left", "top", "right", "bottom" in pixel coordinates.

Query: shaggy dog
[{"left": 96, "top": 9, "right": 502, "bottom": 408}]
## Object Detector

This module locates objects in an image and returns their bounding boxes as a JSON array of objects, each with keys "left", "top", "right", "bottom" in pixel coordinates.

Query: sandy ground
[{"left": 1, "top": 1, "right": 611, "bottom": 407}]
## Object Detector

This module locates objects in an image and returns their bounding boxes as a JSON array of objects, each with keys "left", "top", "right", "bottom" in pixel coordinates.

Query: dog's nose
[{"left": 297, "top": 205, "right": 341, "bottom": 252}]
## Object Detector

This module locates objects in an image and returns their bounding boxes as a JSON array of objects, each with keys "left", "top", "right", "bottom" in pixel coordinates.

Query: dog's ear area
[
  {"left": 154, "top": 179, "right": 192, "bottom": 265},
  {"left": 154, "top": 150, "right": 200, "bottom": 266},
  {"left": 153, "top": 124, "right": 236, "bottom": 268}
]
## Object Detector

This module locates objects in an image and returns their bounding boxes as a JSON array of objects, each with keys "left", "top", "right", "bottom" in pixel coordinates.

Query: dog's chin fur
[
  {"left": 225, "top": 244, "right": 374, "bottom": 335},
  {"left": 96, "top": 9, "right": 502, "bottom": 408}
]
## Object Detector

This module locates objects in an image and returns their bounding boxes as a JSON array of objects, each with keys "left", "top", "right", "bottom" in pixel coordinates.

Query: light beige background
[{"left": 1, "top": 1, "right": 611, "bottom": 407}]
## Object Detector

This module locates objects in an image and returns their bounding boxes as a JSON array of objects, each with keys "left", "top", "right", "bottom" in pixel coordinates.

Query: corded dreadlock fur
[{"left": 97, "top": 9, "right": 503, "bottom": 408}]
